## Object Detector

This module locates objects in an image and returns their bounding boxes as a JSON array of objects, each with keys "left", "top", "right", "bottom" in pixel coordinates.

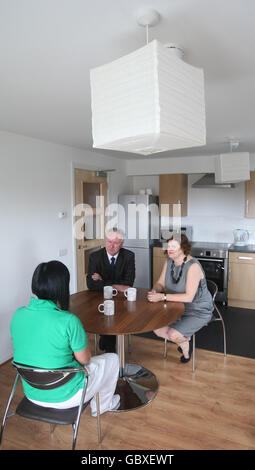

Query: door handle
[
  {"left": 196, "top": 257, "right": 224, "bottom": 263},
  {"left": 78, "top": 245, "right": 88, "bottom": 249}
]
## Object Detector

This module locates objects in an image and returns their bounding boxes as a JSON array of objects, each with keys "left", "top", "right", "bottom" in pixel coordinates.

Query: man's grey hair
[{"left": 105, "top": 227, "right": 125, "bottom": 240}]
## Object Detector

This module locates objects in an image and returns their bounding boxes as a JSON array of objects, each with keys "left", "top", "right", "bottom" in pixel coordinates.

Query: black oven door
[{"left": 195, "top": 257, "right": 224, "bottom": 292}]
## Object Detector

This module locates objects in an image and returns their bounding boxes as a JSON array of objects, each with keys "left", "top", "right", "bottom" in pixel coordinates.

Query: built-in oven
[{"left": 191, "top": 243, "right": 229, "bottom": 304}]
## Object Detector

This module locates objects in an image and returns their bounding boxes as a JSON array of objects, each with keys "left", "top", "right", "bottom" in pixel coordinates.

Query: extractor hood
[{"left": 192, "top": 173, "right": 236, "bottom": 188}]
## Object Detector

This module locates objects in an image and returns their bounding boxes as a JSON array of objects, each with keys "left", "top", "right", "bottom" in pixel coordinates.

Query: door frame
[{"left": 71, "top": 162, "right": 109, "bottom": 293}]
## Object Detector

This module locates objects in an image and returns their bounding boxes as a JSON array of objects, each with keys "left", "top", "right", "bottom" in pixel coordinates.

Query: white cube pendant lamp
[
  {"left": 90, "top": 11, "right": 206, "bottom": 155},
  {"left": 215, "top": 152, "right": 250, "bottom": 183}
]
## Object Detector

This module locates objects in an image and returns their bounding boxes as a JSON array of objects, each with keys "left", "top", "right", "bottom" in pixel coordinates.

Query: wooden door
[{"left": 74, "top": 169, "right": 107, "bottom": 292}]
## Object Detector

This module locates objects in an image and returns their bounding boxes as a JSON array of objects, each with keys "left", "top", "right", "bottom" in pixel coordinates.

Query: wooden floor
[{"left": 0, "top": 335, "right": 255, "bottom": 450}]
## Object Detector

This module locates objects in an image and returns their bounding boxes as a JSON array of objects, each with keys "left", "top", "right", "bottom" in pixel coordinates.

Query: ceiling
[{"left": 0, "top": 0, "right": 255, "bottom": 160}]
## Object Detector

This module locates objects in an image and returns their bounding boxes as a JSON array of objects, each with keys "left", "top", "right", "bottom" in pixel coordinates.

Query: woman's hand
[{"left": 147, "top": 290, "right": 164, "bottom": 302}]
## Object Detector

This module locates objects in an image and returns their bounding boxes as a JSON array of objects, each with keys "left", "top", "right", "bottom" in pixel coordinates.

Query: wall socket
[{"left": 59, "top": 248, "right": 68, "bottom": 257}]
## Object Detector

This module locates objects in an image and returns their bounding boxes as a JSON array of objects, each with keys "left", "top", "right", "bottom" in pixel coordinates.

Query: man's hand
[{"left": 91, "top": 273, "right": 103, "bottom": 281}]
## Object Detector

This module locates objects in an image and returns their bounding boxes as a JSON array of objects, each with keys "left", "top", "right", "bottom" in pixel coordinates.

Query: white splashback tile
[{"left": 161, "top": 175, "right": 255, "bottom": 244}]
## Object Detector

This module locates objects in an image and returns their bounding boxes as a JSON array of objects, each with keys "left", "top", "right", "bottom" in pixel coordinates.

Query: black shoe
[
  {"left": 180, "top": 339, "right": 193, "bottom": 363},
  {"left": 177, "top": 337, "right": 192, "bottom": 354}
]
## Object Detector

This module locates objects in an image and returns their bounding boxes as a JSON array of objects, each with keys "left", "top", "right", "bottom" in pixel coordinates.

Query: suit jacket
[{"left": 86, "top": 247, "right": 135, "bottom": 291}]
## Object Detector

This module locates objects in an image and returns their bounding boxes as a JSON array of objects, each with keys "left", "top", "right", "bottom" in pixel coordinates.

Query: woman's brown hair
[{"left": 165, "top": 234, "right": 192, "bottom": 256}]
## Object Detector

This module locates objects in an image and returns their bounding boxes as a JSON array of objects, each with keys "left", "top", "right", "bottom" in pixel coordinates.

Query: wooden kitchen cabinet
[
  {"left": 228, "top": 251, "right": 255, "bottom": 308},
  {"left": 245, "top": 170, "right": 255, "bottom": 218},
  {"left": 159, "top": 174, "right": 188, "bottom": 217},
  {"left": 153, "top": 247, "right": 167, "bottom": 285}
]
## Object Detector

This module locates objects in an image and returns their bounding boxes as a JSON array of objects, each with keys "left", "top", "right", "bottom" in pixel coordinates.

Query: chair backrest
[
  {"left": 12, "top": 362, "right": 87, "bottom": 390},
  {"left": 206, "top": 279, "right": 218, "bottom": 302}
]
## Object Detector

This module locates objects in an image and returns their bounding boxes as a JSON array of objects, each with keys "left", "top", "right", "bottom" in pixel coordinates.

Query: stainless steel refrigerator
[{"left": 118, "top": 194, "right": 159, "bottom": 289}]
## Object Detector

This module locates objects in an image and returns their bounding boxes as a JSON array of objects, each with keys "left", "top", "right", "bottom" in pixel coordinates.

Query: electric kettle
[{"left": 233, "top": 229, "right": 249, "bottom": 246}]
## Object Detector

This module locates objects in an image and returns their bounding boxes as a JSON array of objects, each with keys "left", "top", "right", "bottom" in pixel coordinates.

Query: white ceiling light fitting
[
  {"left": 136, "top": 7, "right": 160, "bottom": 44},
  {"left": 90, "top": 8, "right": 206, "bottom": 156},
  {"left": 229, "top": 139, "right": 240, "bottom": 152}
]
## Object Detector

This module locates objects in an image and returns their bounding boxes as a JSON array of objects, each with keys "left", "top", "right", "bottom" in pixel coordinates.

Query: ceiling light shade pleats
[
  {"left": 215, "top": 152, "right": 250, "bottom": 183},
  {"left": 90, "top": 40, "right": 206, "bottom": 155}
]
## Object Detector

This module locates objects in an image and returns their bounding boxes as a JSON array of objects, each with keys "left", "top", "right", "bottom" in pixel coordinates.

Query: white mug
[
  {"left": 124, "top": 287, "right": 137, "bottom": 301},
  {"left": 98, "top": 300, "right": 115, "bottom": 316},
  {"left": 104, "top": 285, "right": 118, "bottom": 299}
]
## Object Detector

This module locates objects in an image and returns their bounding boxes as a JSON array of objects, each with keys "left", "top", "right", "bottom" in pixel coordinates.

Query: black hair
[{"left": 32, "top": 261, "right": 70, "bottom": 310}]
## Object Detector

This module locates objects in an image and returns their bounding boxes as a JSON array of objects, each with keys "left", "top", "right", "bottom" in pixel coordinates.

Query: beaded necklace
[{"left": 170, "top": 256, "right": 187, "bottom": 284}]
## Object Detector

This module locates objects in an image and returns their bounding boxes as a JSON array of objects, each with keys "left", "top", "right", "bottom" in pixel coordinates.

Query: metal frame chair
[
  {"left": 0, "top": 361, "right": 101, "bottom": 450},
  {"left": 164, "top": 279, "right": 227, "bottom": 372}
]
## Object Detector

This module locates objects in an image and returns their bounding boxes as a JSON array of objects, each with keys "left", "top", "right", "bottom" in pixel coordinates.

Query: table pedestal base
[{"left": 113, "top": 363, "right": 158, "bottom": 412}]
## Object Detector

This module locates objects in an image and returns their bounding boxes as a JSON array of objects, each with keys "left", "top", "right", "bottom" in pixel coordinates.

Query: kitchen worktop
[
  {"left": 153, "top": 241, "right": 255, "bottom": 253},
  {"left": 228, "top": 244, "right": 255, "bottom": 253}
]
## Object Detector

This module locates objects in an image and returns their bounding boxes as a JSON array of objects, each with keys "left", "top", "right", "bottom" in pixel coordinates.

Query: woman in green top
[{"left": 10, "top": 261, "right": 120, "bottom": 415}]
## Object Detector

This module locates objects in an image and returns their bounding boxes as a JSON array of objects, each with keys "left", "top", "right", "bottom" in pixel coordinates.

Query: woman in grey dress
[{"left": 148, "top": 235, "right": 213, "bottom": 363}]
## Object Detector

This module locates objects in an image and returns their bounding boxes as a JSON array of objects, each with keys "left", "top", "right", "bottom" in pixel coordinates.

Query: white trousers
[{"left": 29, "top": 353, "right": 119, "bottom": 415}]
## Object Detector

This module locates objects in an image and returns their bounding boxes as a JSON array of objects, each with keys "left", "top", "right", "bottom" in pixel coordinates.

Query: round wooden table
[{"left": 70, "top": 288, "right": 184, "bottom": 411}]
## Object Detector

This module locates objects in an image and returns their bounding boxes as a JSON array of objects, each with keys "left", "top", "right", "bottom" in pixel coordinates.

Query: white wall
[{"left": 0, "top": 131, "right": 129, "bottom": 364}]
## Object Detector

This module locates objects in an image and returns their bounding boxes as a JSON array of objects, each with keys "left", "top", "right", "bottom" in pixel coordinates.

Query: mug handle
[
  {"left": 98, "top": 303, "right": 104, "bottom": 313},
  {"left": 112, "top": 288, "right": 118, "bottom": 296},
  {"left": 124, "top": 289, "right": 128, "bottom": 298}
]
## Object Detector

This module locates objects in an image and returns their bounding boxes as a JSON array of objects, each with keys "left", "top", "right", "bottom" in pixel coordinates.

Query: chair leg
[
  {"left": 71, "top": 374, "right": 102, "bottom": 450},
  {"left": 96, "top": 392, "right": 102, "bottom": 444},
  {"left": 164, "top": 339, "right": 167, "bottom": 359},
  {"left": 192, "top": 334, "right": 195, "bottom": 372},
  {"left": 94, "top": 334, "right": 98, "bottom": 355},
  {"left": 127, "top": 334, "right": 132, "bottom": 353},
  {"left": 0, "top": 373, "right": 20, "bottom": 445},
  {"left": 72, "top": 372, "right": 88, "bottom": 451},
  {"left": 214, "top": 304, "right": 227, "bottom": 356},
  {"left": 222, "top": 323, "right": 227, "bottom": 357},
  {"left": 50, "top": 424, "right": 56, "bottom": 434}
]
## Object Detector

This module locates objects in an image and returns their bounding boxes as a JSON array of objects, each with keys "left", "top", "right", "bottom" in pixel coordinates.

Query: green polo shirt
[{"left": 10, "top": 297, "right": 88, "bottom": 403}]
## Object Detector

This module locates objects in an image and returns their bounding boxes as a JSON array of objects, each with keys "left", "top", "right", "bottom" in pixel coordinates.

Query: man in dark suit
[{"left": 86, "top": 228, "right": 135, "bottom": 353}]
